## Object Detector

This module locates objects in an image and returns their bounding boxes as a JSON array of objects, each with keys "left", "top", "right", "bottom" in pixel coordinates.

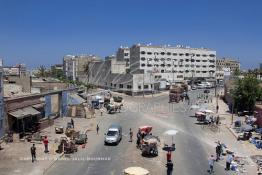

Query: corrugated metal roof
[{"left": 9, "top": 106, "right": 41, "bottom": 119}]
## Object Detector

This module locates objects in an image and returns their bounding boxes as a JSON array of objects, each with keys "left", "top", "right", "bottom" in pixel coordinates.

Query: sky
[{"left": 0, "top": 0, "right": 261, "bottom": 69}]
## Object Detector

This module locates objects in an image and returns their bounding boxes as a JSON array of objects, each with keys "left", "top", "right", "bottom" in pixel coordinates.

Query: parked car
[
  {"left": 75, "top": 133, "right": 88, "bottom": 144},
  {"left": 191, "top": 85, "right": 197, "bottom": 90},
  {"left": 104, "top": 124, "right": 122, "bottom": 145},
  {"left": 204, "top": 89, "right": 210, "bottom": 94}
]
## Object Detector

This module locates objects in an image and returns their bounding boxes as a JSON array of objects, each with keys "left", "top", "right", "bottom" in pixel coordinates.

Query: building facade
[
  {"left": 87, "top": 44, "right": 217, "bottom": 95},
  {"left": 0, "top": 59, "right": 5, "bottom": 138},
  {"left": 116, "top": 47, "right": 130, "bottom": 69},
  {"left": 130, "top": 44, "right": 216, "bottom": 82},
  {"left": 216, "top": 57, "right": 240, "bottom": 73},
  {"left": 63, "top": 55, "right": 101, "bottom": 81}
]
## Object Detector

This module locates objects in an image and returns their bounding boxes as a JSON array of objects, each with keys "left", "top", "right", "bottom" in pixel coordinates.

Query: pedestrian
[
  {"left": 216, "top": 115, "right": 220, "bottom": 125},
  {"left": 216, "top": 105, "right": 219, "bottom": 113},
  {"left": 216, "top": 143, "right": 221, "bottom": 161},
  {"left": 166, "top": 150, "right": 172, "bottom": 162},
  {"left": 96, "top": 124, "right": 99, "bottom": 135},
  {"left": 166, "top": 160, "right": 173, "bottom": 175},
  {"left": 208, "top": 155, "right": 215, "bottom": 173},
  {"left": 30, "top": 144, "right": 36, "bottom": 163},
  {"left": 136, "top": 130, "right": 141, "bottom": 148},
  {"left": 43, "top": 136, "right": 49, "bottom": 153},
  {"left": 225, "top": 152, "right": 233, "bottom": 171},
  {"left": 100, "top": 108, "right": 103, "bottom": 116},
  {"left": 129, "top": 128, "right": 133, "bottom": 142},
  {"left": 71, "top": 118, "right": 74, "bottom": 128}
]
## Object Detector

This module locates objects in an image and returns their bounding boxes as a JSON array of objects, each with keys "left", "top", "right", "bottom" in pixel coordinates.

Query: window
[
  {"left": 202, "top": 65, "right": 207, "bottom": 68},
  {"left": 177, "top": 75, "right": 183, "bottom": 78},
  {"left": 179, "top": 71, "right": 184, "bottom": 73},
  {"left": 173, "top": 59, "right": 177, "bottom": 61},
  {"left": 161, "top": 58, "right": 165, "bottom": 61},
  {"left": 167, "top": 64, "right": 171, "bottom": 67},
  {"left": 196, "top": 71, "right": 200, "bottom": 73},
  {"left": 141, "top": 51, "right": 145, "bottom": 54},
  {"left": 196, "top": 60, "right": 200, "bottom": 62},
  {"left": 185, "top": 64, "right": 190, "bottom": 67},
  {"left": 196, "top": 54, "right": 200, "bottom": 57},
  {"left": 119, "top": 84, "right": 124, "bottom": 88},
  {"left": 161, "top": 70, "right": 164, "bottom": 73},
  {"left": 114, "top": 84, "right": 117, "bottom": 87},
  {"left": 111, "top": 83, "right": 113, "bottom": 86},
  {"left": 161, "top": 52, "right": 165, "bottom": 55},
  {"left": 154, "top": 64, "right": 159, "bottom": 67},
  {"left": 147, "top": 64, "right": 152, "bottom": 67},
  {"left": 144, "top": 85, "right": 149, "bottom": 89},
  {"left": 202, "top": 71, "right": 207, "bottom": 73},
  {"left": 127, "top": 85, "right": 132, "bottom": 89},
  {"left": 154, "top": 58, "right": 159, "bottom": 61},
  {"left": 173, "top": 65, "right": 177, "bottom": 67},
  {"left": 209, "top": 54, "right": 215, "bottom": 57},
  {"left": 167, "top": 58, "right": 171, "bottom": 61},
  {"left": 173, "top": 53, "right": 177, "bottom": 56},
  {"left": 124, "top": 53, "right": 129, "bottom": 56},
  {"left": 179, "top": 65, "right": 183, "bottom": 67},
  {"left": 185, "top": 53, "right": 189, "bottom": 56},
  {"left": 154, "top": 52, "right": 159, "bottom": 55},
  {"left": 138, "top": 85, "right": 141, "bottom": 89},
  {"left": 202, "top": 60, "right": 207, "bottom": 62},
  {"left": 185, "top": 59, "right": 189, "bottom": 62},
  {"left": 202, "top": 54, "right": 207, "bottom": 57},
  {"left": 147, "top": 52, "right": 152, "bottom": 55},
  {"left": 191, "top": 59, "right": 195, "bottom": 62},
  {"left": 141, "top": 57, "right": 146, "bottom": 61},
  {"left": 185, "top": 70, "right": 189, "bottom": 73},
  {"left": 160, "top": 64, "right": 165, "bottom": 67},
  {"left": 196, "top": 65, "right": 200, "bottom": 68},
  {"left": 148, "top": 58, "right": 152, "bottom": 61},
  {"left": 179, "top": 53, "right": 184, "bottom": 56},
  {"left": 167, "top": 52, "right": 171, "bottom": 55},
  {"left": 141, "top": 64, "right": 145, "bottom": 67}
]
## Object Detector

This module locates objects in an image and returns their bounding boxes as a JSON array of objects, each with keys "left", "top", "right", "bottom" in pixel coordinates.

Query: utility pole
[{"left": 231, "top": 101, "right": 234, "bottom": 125}]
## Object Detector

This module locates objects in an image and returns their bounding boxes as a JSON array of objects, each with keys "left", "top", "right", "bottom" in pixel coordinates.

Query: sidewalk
[
  {"left": 0, "top": 117, "right": 95, "bottom": 175},
  {"left": 205, "top": 95, "right": 261, "bottom": 174}
]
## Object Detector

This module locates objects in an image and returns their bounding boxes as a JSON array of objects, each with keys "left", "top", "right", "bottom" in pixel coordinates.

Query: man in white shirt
[
  {"left": 225, "top": 153, "right": 233, "bottom": 171},
  {"left": 208, "top": 155, "right": 215, "bottom": 173}
]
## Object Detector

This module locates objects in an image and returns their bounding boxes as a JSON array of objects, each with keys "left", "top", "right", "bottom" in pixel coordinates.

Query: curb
[
  {"left": 42, "top": 152, "right": 64, "bottom": 175},
  {"left": 225, "top": 125, "right": 239, "bottom": 139}
]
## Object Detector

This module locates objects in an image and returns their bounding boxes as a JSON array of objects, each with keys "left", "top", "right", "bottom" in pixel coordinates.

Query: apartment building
[
  {"left": 130, "top": 44, "right": 216, "bottom": 82},
  {"left": 216, "top": 57, "right": 240, "bottom": 72},
  {"left": 63, "top": 55, "right": 101, "bottom": 81},
  {"left": 87, "top": 44, "right": 217, "bottom": 95}
]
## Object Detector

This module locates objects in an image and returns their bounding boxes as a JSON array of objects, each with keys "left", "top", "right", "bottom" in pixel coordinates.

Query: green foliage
[{"left": 231, "top": 75, "right": 262, "bottom": 111}]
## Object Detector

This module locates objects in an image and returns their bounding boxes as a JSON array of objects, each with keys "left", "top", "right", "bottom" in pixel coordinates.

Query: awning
[
  {"left": 9, "top": 106, "right": 41, "bottom": 119},
  {"left": 32, "top": 103, "right": 45, "bottom": 109},
  {"left": 68, "top": 94, "right": 86, "bottom": 105}
]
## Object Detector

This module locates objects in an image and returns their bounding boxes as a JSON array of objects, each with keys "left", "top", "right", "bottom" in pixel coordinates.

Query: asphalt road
[{"left": 46, "top": 89, "right": 227, "bottom": 175}]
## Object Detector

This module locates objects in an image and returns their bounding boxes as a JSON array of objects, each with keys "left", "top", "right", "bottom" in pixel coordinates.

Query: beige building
[
  {"left": 216, "top": 57, "right": 240, "bottom": 72},
  {"left": 63, "top": 55, "right": 101, "bottom": 81}
]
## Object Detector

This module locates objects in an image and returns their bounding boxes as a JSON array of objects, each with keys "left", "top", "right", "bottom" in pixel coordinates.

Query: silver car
[{"left": 104, "top": 124, "right": 122, "bottom": 145}]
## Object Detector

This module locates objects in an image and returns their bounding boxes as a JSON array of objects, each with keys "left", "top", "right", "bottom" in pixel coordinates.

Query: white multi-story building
[
  {"left": 63, "top": 55, "right": 101, "bottom": 81},
  {"left": 130, "top": 44, "right": 216, "bottom": 82}
]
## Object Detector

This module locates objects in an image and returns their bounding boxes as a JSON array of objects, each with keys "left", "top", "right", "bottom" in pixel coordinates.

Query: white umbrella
[
  {"left": 124, "top": 167, "right": 150, "bottom": 175},
  {"left": 204, "top": 109, "right": 214, "bottom": 114},
  {"left": 164, "top": 130, "right": 178, "bottom": 136},
  {"left": 190, "top": 105, "right": 200, "bottom": 110},
  {"left": 164, "top": 129, "right": 178, "bottom": 144}
]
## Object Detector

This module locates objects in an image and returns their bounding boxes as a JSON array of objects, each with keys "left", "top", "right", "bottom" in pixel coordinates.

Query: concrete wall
[
  {"left": 7, "top": 75, "right": 31, "bottom": 92},
  {"left": 32, "top": 82, "right": 68, "bottom": 93}
]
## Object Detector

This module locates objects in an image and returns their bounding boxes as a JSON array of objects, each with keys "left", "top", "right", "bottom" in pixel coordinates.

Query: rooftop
[{"left": 132, "top": 44, "right": 214, "bottom": 51}]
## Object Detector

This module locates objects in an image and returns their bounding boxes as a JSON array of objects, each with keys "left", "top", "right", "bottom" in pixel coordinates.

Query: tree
[
  {"left": 37, "top": 65, "right": 47, "bottom": 77},
  {"left": 231, "top": 75, "right": 262, "bottom": 112}
]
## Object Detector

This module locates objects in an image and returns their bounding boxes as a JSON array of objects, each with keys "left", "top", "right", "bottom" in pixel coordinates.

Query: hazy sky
[{"left": 0, "top": 0, "right": 261, "bottom": 69}]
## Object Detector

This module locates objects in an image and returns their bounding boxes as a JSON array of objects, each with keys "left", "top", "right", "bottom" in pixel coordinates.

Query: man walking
[
  {"left": 208, "top": 155, "right": 215, "bottom": 173},
  {"left": 216, "top": 144, "right": 221, "bottom": 161},
  {"left": 166, "top": 160, "right": 173, "bottom": 175},
  {"left": 129, "top": 128, "right": 133, "bottom": 142},
  {"left": 43, "top": 136, "right": 49, "bottom": 153},
  {"left": 166, "top": 150, "right": 172, "bottom": 162},
  {"left": 96, "top": 124, "right": 99, "bottom": 135},
  {"left": 216, "top": 105, "right": 219, "bottom": 113},
  {"left": 30, "top": 144, "right": 36, "bottom": 163},
  {"left": 71, "top": 118, "right": 74, "bottom": 128},
  {"left": 225, "top": 153, "right": 233, "bottom": 171}
]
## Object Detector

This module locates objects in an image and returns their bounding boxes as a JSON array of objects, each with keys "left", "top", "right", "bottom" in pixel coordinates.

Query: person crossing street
[
  {"left": 129, "top": 128, "right": 133, "bottom": 142},
  {"left": 30, "top": 144, "right": 36, "bottom": 163}
]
